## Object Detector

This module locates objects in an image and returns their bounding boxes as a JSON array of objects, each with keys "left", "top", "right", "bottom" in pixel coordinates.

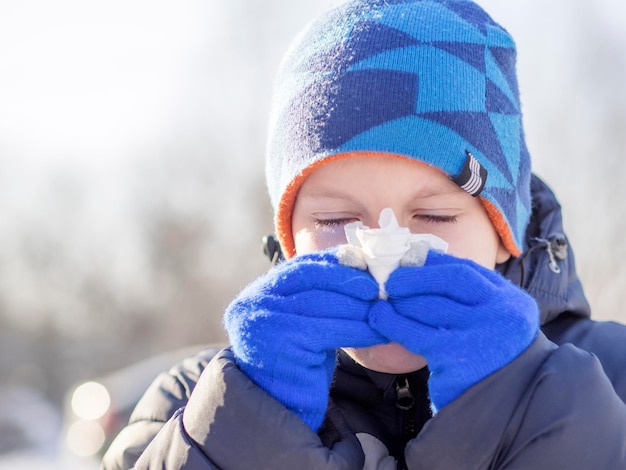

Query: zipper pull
[
  {"left": 546, "top": 234, "right": 568, "bottom": 274},
  {"left": 395, "top": 376, "right": 415, "bottom": 410}
]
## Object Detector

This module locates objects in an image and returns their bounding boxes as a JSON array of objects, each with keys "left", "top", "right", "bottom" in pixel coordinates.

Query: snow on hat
[{"left": 265, "top": 0, "right": 532, "bottom": 258}]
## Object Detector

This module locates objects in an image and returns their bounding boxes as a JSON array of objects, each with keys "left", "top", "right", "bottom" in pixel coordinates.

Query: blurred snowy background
[{"left": 0, "top": 0, "right": 625, "bottom": 467}]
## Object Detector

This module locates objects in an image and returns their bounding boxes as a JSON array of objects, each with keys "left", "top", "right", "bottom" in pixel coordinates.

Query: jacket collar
[{"left": 498, "top": 174, "right": 591, "bottom": 325}]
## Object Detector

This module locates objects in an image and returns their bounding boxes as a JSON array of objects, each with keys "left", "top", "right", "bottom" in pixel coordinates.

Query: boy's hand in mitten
[
  {"left": 224, "top": 250, "right": 385, "bottom": 431},
  {"left": 369, "top": 251, "right": 539, "bottom": 411}
]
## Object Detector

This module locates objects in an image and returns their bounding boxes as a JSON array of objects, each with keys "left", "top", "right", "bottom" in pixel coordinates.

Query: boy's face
[{"left": 291, "top": 155, "right": 510, "bottom": 374}]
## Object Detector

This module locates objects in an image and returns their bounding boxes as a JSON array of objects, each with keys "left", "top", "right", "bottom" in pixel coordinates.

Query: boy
[{"left": 103, "top": 1, "right": 626, "bottom": 468}]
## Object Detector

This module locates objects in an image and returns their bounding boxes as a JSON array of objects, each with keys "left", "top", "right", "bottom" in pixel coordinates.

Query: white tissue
[{"left": 343, "top": 208, "right": 448, "bottom": 299}]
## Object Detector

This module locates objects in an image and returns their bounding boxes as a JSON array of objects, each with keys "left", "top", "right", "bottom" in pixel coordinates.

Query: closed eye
[
  {"left": 314, "top": 217, "right": 359, "bottom": 228},
  {"left": 415, "top": 214, "right": 458, "bottom": 224}
]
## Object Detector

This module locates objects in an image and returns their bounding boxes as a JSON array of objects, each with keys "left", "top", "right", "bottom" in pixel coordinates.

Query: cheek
[
  {"left": 444, "top": 225, "right": 501, "bottom": 268},
  {"left": 294, "top": 228, "right": 348, "bottom": 255}
]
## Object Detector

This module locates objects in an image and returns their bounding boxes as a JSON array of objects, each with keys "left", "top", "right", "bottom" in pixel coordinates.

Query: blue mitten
[
  {"left": 369, "top": 251, "right": 539, "bottom": 411},
  {"left": 224, "top": 250, "right": 384, "bottom": 431}
]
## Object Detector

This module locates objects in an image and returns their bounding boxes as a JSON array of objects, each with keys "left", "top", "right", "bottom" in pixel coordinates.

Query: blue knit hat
[{"left": 266, "top": 0, "right": 531, "bottom": 258}]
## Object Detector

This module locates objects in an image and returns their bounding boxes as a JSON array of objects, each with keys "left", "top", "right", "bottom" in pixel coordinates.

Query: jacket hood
[{"left": 498, "top": 174, "right": 591, "bottom": 325}]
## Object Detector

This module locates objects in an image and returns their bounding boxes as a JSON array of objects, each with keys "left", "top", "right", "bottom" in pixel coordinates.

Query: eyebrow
[
  {"left": 297, "top": 187, "right": 357, "bottom": 201},
  {"left": 299, "top": 183, "right": 463, "bottom": 202},
  {"left": 412, "top": 186, "right": 464, "bottom": 200}
]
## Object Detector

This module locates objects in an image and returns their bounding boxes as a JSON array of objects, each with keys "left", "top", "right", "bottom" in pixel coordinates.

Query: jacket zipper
[{"left": 396, "top": 376, "right": 416, "bottom": 470}]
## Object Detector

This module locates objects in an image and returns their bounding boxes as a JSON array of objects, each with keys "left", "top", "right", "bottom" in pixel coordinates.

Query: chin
[{"left": 343, "top": 343, "right": 428, "bottom": 374}]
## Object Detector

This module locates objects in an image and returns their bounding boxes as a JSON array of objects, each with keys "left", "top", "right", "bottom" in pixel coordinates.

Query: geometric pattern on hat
[{"left": 266, "top": 0, "right": 532, "bottom": 258}]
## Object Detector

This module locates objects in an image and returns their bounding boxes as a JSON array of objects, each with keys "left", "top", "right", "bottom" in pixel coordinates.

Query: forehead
[{"left": 298, "top": 155, "right": 463, "bottom": 200}]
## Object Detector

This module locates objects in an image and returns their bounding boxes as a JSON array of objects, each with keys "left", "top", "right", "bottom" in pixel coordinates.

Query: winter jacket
[{"left": 102, "top": 175, "right": 626, "bottom": 469}]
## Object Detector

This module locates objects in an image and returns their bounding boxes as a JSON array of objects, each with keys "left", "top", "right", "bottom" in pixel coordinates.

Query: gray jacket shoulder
[
  {"left": 131, "top": 348, "right": 363, "bottom": 470},
  {"left": 101, "top": 346, "right": 222, "bottom": 470},
  {"left": 103, "top": 347, "right": 363, "bottom": 470},
  {"left": 405, "top": 334, "right": 626, "bottom": 469}
]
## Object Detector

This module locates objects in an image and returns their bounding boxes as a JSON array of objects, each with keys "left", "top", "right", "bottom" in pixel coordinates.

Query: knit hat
[{"left": 265, "top": 0, "right": 532, "bottom": 258}]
